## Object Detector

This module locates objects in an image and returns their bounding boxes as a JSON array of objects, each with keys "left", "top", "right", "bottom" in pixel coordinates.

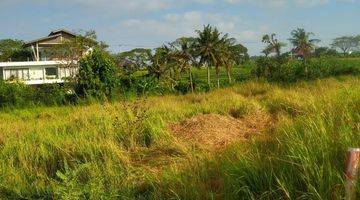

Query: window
[
  {"left": 5, "top": 68, "right": 29, "bottom": 80},
  {"left": 45, "top": 68, "right": 58, "bottom": 79}
]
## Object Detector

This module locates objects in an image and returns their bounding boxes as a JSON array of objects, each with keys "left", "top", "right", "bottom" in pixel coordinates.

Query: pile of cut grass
[{"left": 0, "top": 76, "right": 359, "bottom": 199}]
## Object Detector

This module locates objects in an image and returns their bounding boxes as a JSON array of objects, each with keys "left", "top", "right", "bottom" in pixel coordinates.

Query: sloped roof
[
  {"left": 24, "top": 29, "right": 77, "bottom": 47},
  {"left": 48, "top": 29, "right": 77, "bottom": 37}
]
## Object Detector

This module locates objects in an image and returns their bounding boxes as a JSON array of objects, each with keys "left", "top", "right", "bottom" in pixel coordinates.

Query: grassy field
[{"left": 0, "top": 75, "right": 359, "bottom": 199}]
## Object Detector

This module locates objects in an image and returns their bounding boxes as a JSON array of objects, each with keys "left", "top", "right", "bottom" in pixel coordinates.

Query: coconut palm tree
[
  {"left": 212, "top": 34, "right": 238, "bottom": 88},
  {"left": 289, "top": 28, "right": 320, "bottom": 75},
  {"left": 225, "top": 43, "right": 248, "bottom": 84},
  {"left": 289, "top": 28, "right": 320, "bottom": 60},
  {"left": 195, "top": 25, "right": 236, "bottom": 88},
  {"left": 148, "top": 45, "right": 173, "bottom": 81},
  {"left": 262, "top": 33, "right": 286, "bottom": 57},
  {"left": 194, "top": 25, "right": 224, "bottom": 87},
  {"left": 170, "top": 37, "right": 196, "bottom": 92}
]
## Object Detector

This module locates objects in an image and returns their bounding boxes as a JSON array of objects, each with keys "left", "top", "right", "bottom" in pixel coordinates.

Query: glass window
[{"left": 45, "top": 68, "right": 58, "bottom": 79}]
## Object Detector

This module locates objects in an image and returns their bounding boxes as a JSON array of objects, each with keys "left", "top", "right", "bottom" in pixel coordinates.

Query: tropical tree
[
  {"left": 51, "top": 30, "right": 108, "bottom": 64},
  {"left": 194, "top": 25, "right": 222, "bottom": 87},
  {"left": 289, "top": 28, "right": 320, "bottom": 61},
  {"left": 331, "top": 36, "right": 359, "bottom": 54},
  {"left": 195, "top": 25, "right": 237, "bottom": 88},
  {"left": 229, "top": 43, "right": 249, "bottom": 65},
  {"left": 147, "top": 46, "right": 174, "bottom": 81},
  {"left": 262, "top": 33, "right": 286, "bottom": 57},
  {"left": 314, "top": 47, "right": 338, "bottom": 57},
  {"left": 289, "top": 28, "right": 320, "bottom": 74},
  {"left": 115, "top": 48, "right": 151, "bottom": 76},
  {"left": 223, "top": 43, "right": 249, "bottom": 84},
  {"left": 0, "top": 39, "right": 32, "bottom": 62},
  {"left": 76, "top": 49, "right": 119, "bottom": 99},
  {"left": 170, "top": 37, "right": 196, "bottom": 92}
]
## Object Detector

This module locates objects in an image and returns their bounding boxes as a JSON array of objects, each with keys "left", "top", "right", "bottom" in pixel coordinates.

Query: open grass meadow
[{"left": 0, "top": 74, "right": 359, "bottom": 199}]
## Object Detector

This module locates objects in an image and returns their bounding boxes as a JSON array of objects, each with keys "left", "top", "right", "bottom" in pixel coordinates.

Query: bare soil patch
[{"left": 167, "top": 112, "right": 272, "bottom": 150}]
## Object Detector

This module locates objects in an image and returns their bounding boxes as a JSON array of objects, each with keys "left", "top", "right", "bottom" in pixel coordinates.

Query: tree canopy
[
  {"left": 331, "top": 36, "right": 359, "bottom": 54},
  {"left": 262, "top": 33, "right": 286, "bottom": 57},
  {"left": 289, "top": 28, "right": 320, "bottom": 59},
  {"left": 0, "top": 39, "right": 32, "bottom": 62}
]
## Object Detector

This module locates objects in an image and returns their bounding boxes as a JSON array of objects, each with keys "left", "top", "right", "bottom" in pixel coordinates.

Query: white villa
[{"left": 0, "top": 29, "right": 78, "bottom": 85}]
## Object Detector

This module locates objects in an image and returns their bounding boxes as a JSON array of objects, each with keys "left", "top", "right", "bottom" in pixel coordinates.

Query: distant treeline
[{"left": 0, "top": 26, "right": 360, "bottom": 108}]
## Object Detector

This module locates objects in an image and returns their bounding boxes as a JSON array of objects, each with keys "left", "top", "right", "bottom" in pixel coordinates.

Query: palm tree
[
  {"left": 195, "top": 25, "right": 236, "bottom": 88},
  {"left": 219, "top": 37, "right": 239, "bottom": 85},
  {"left": 194, "top": 25, "right": 224, "bottom": 87},
  {"left": 289, "top": 28, "right": 320, "bottom": 60},
  {"left": 261, "top": 48, "right": 271, "bottom": 57},
  {"left": 148, "top": 45, "right": 173, "bottom": 81},
  {"left": 262, "top": 33, "right": 286, "bottom": 57},
  {"left": 289, "top": 28, "right": 320, "bottom": 75},
  {"left": 170, "top": 37, "right": 196, "bottom": 92}
]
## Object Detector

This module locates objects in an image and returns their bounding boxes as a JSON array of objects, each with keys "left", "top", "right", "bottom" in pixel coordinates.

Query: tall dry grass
[{"left": 0, "top": 76, "right": 359, "bottom": 199}]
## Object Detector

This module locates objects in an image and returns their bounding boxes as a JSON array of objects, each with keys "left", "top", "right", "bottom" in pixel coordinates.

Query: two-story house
[{"left": 0, "top": 29, "right": 79, "bottom": 85}]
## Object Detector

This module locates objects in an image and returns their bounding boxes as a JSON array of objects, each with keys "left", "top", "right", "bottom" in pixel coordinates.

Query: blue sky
[{"left": 0, "top": 0, "right": 359, "bottom": 55}]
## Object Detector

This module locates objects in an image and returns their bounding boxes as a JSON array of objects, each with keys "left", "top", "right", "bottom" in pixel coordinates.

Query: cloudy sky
[{"left": 0, "top": 0, "right": 359, "bottom": 55}]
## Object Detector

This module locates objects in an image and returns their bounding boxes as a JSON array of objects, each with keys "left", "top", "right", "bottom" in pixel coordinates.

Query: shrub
[
  {"left": 136, "top": 76, "right": 163, "bottom": 96},
  {"left": 0, "top": 81, "right": 76, "bottom": 108},
  {"left": 252, "top": 57, "right": 289, "bottom": 81},
  {"left": 0, "top": 81, "right": 33, "bottom": 108},
  {"left": 253, "top": 57, "right": 360, "bottom": 83},
  {"left": 174, "top": 81, "right": 190, "bottom": 94},
  {"left": 76, "top": 49, "right": 119, "bottom": 99},
  {"left": 33, "top": 84, "right": 75, "bottom": 106}
]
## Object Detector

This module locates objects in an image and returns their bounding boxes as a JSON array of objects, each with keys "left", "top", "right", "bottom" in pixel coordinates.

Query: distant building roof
[
  {"left": 24, "top": 29, "right": 78, "bottom": 47},
  {"left": 48, "top": 29, "right": 77, "bottom": 37}
]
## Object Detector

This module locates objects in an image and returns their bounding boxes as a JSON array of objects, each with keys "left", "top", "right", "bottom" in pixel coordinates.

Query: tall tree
[
  {"left": 195, "top": 25, "right": 234, "bottom": 88},
  {"left": 76, "top": 49, "right": 118, "bottom": 99},
  {"left": 147, "top": 45, "right": 175, "bottom": 81},
  {"left": 115, "top": 48, "right": 151, "bottom": 76},
  {"left": 224, "top": 43, "right": 249, "bottom": 84},
  {"left": 194, "top": 25, "right": 222, "bottom": 87},
  {"left": 289, "top": 28, "right": 320, "bottom": 60},
  {"left": 0, "top": 39, "right": 32, "bottom": 62},
  {"left": 262, "top": 33, "right": 286, "bottom": 57},
  {"left": 51, "top": 30, "right": 108, "bottom": 64},
  {"left": 170, "top": 37, "right": 196, "bottom": 92},
  {"left": 331, "top": 36, "right": 359, "bottom": 54}
]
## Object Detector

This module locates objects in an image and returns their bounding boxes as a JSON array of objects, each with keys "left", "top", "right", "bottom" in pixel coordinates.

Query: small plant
[
  {"left": 55, "top": 160, "right": 90, "bottom": 199},
  {"left": 112, "top": 100, "right": 154, "bottom": 149}
]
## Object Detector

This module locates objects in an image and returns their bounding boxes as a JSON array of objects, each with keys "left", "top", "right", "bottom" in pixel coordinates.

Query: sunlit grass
[{"left": 0, "top": 76, "right": 359, "bottom": 199}]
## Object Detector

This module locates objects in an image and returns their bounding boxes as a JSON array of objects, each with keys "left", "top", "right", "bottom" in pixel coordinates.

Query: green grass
[{"left": 0, "top": 76, "right": 359, "bottom": 199}]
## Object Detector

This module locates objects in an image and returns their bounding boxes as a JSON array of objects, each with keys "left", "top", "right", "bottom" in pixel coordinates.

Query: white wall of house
[{"left": 0, "top": 61, "right": 77, "bottom": 85}]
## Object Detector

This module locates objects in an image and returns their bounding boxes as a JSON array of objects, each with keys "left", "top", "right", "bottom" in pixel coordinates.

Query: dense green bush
[
  {"left": 0, "top": 81, "right": 75, "bottom": 108},
  {"left": 0, "top": 81, "right": 33, "bottom": 107},
  {"left": 76, "top": 49, "right": 119, "bottom": 99},
  {"left": 119, "top": 75, "right": 164, "bottom": 96},
  {"left": 253, "top": 57, "right": 360, "bottom": 82},
  {"left": 33, "top": 84, "right": 75, "bottom": 106}
]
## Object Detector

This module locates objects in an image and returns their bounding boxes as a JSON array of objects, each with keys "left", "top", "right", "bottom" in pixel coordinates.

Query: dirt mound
[{"left": 167, "top": 112, "right": 272, "bottom": 150}]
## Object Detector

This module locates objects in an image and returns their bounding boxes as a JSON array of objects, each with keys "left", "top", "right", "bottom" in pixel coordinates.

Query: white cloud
[
  {"left": 224, "top": 0, "right": 355, "bottom": 7},
  {"left": 0, "top": 0, "right": 355, "bottom": 13},
  {"left": 101, "top": 11, "right": 264, "bottom": 53}
]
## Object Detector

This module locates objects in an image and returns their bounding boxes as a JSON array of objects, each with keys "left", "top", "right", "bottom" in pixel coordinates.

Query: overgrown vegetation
[
  {"left": 0, "top": 76, "right": 358, "bottom": 199},
  {"left": 0, "top": 26, "right": 360, "bottom": 199},
  {"left": 75, "top": 49, "right": 119, "bottom": 99}
]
